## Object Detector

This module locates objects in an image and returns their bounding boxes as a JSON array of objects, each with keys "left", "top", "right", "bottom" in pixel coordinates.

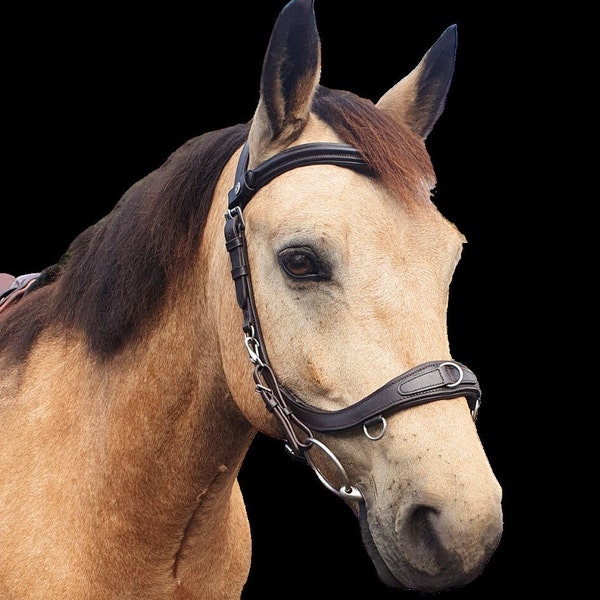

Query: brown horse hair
[
  {"left": 0, "top": 87, "right": 436, "bottom": 363},
  {"left": 312, "top": 86, "right": 436, "bottom": 201}
]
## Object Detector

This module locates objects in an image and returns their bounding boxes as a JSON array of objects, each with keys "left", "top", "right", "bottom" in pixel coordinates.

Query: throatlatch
[{"left": 224, "top": 141, "right": 481, "bottom": 501}]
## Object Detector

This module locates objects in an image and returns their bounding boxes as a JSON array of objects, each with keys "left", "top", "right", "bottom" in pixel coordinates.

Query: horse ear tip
[
  {"left": 434, "top": 24, "right": 458, "bottom": 55},
  {"left": 442, "top": 24, "right": 458, "bottom": 39},
  {"left": 284, "top": 0, "right": 315, "bottom": 12},
  {"left": 277, "top": 0, "right": 317, "bottom": 27}
]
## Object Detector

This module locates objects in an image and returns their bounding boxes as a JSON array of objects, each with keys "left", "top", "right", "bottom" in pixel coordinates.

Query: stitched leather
[
  {"left": 228, "top": 142, "right": 372, "bottom": 212},
  {"left": 281, "top": 361, "right": 480, "bottom": 432}
]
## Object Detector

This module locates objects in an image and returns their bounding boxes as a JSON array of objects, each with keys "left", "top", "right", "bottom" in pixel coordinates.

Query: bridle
[{"left": 224, "top": 141, "right": 481, "bottom": 502}]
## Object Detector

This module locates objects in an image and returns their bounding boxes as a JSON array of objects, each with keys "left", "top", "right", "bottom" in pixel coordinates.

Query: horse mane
[
  {"left": 0, "top": 87, "right": 435, "bottom": 362},
  {"left": 0, "top": 124, "right": 250, "bottom": 362}
]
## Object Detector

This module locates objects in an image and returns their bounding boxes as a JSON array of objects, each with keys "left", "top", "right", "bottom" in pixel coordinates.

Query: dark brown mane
[
  {"left": 0, "top": 88, "right": 434, "bottom": 363},
  {"left": 0, "top": 124, "right": 249, "bottom": 362},
  {"left": 312, "top": 86, "right": 436, "bottom": 202}
]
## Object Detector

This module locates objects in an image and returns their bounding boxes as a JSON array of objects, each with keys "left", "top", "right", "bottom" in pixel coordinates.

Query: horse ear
[
  {"left": 376, "top": 24, "right": 457, "bottom": 140},
  {"left": 247, "top": 0, "right": 320, "bottom": 167}
]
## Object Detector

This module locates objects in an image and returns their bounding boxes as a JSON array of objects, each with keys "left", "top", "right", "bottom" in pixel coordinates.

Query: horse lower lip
[{"left": 358, "top": 501, "right": 406, "bottom": 589}]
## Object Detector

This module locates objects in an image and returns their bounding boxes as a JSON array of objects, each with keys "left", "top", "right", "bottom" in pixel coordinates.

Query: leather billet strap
[
  {"left": 225, "top": 206, "right": 315, "bottom": 453},
  {"left": 224, "top": 140, "right": 481, "bottom": 444}
]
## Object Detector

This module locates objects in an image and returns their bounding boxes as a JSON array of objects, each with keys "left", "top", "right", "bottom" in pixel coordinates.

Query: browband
[{"left": 228, "top": 142, "right": 372, "bottom": 212}]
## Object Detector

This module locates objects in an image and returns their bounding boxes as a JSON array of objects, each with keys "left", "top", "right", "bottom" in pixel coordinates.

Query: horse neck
[
  {"left": 0, "top": 278, "right": 256, "bottom": 593},
  {"left": 93, "top": 283, "right": 254, "bottom": 503},
  {"left": 14, "top": 277, "right": 255, "bottom": 540}
]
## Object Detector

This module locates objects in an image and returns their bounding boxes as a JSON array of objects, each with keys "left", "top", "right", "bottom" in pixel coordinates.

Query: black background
[{"left": 2, "top": 1, "right": 555, "bottom": 598}]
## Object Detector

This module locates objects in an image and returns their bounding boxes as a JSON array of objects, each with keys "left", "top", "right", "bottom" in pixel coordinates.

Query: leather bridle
[{"left": 224, "top": 141, "right": 481, "bottom": 501}]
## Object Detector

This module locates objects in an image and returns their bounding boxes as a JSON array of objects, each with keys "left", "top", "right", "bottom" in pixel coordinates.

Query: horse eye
[{"left": 278, "top": 247, "right": 329, "bottom": 281}]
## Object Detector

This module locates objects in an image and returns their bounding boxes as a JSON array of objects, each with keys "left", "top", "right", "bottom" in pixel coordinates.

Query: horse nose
[
  {"left": 359, "top": 484, "right": 503, "bottom": 593},
  {"left": 395, "top": 492, "right": 504, "bottom": 592}
]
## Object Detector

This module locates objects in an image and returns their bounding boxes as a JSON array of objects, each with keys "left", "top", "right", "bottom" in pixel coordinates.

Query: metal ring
[
  {"left": 471, "top": 398, "right": 480, "bottom": 421},
  {"left": 244, "top": 326, "right": 265, "bottom": 367},
  {"left": 305, "top": 437, "right": 363, "bottom": 501},
  {"left": 440, "top": 361, "right": 464, "bottom": 388},
  {"left": 363, "top": 415, "right": 387, "bottom": 440}
]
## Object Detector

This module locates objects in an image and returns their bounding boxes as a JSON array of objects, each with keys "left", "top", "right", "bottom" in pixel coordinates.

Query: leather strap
[
  {"left": 228, "top": 142, "right": 372, "bottom": 212},
  {"left": 280, "top": 360, "right": 480, "bottom": 432}
]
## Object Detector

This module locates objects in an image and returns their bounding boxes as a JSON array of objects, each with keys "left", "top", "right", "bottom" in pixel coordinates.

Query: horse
[{"left": 0, "top": 0, "right": 503, "bottom": 598}]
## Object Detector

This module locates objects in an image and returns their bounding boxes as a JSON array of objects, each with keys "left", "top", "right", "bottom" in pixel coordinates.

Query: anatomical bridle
[{"left": 224, "top": 141, "right": 481, "bottom": 502}]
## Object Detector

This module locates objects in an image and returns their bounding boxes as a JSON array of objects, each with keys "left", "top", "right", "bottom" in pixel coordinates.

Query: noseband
[{"left": 224, "top": 141, "right": 481, "bottom": 501}]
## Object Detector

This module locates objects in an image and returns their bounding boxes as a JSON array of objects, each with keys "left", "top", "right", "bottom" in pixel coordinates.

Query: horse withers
[{"left": 0, "top": 0, "right": 502, "bottom": 598}]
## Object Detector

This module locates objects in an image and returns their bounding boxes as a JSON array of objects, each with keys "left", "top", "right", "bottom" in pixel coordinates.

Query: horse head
[{"left": 206, "top": 0, "right": 503, "bottom": 593}]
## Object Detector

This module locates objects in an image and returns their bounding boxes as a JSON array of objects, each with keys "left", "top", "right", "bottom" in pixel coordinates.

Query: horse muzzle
[{"left": 357, "top": 490, "right": 503, "bottom": 593}]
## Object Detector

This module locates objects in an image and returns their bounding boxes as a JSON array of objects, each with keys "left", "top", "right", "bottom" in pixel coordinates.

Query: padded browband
[
  {"left": 281, "top": 361, "right": 480, "bottom": 432},
  {"left": 228, "top": 142, "right": 373, "bottom": 212}
]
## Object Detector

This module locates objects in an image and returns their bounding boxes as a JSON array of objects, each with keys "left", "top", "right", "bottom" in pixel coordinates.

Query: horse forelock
[
  {"left": 312, "top": 86, "right": 436, "bottom": 203},
  {"left": 0, "top": 124, "right": 250, "bottom": 362}
]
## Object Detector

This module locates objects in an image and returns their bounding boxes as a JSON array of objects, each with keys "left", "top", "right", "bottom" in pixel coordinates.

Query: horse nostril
[
  {"left": 408, "top": 505, "right": 441, "bottom": 548},
  {"left": 401, "top": 504, "right": 458, "bottom": 576}
]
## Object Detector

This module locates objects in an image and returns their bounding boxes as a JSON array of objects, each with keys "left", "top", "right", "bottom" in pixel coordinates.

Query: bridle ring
[
  {"left": 363, "top": 415, "right": 387, "bottom": 440},
  {"left": 440, "top": 361, "right": 464, "bottom": 388},
  {"left": 305, "top": 437, "right": 363, "bottom": 502}
]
